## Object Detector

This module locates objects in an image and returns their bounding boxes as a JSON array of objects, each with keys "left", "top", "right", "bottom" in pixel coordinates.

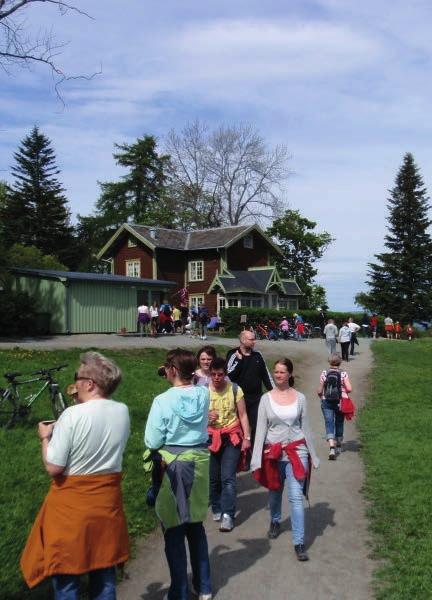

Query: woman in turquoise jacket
[{"left": 144, "top": 348, "right": 211, "bottom": 600}]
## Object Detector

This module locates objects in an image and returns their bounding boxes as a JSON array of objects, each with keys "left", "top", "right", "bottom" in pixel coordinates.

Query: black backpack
[{"left": 323, "top": 369, "right": 342, "bottom": 405}]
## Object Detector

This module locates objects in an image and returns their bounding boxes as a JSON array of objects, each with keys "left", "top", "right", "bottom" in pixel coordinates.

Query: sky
[{"left": 2, "top": 0, "right": 432, "bottom": 310}]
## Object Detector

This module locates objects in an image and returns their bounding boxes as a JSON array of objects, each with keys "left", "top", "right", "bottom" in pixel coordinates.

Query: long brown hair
[{"left": 274, "top": 358, "right": 295, "bottom": 387}]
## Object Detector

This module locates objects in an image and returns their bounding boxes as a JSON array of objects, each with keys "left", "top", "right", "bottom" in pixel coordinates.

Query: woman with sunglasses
[
  {"left": 144, "top": 348, "right": 212, "bottom": 600},
  {"left": 21, "top": 352, "right": 130, "bottom": 599}
]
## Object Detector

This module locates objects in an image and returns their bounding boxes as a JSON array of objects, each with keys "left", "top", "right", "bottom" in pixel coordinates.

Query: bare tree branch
[{"left": 0, "top": 0, "right": 99, "bottom": 102}]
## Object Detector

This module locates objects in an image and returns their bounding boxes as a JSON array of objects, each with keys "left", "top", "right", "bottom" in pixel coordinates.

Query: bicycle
[{"left": 0, "top": 364, "right": 68, "bottom": 428}]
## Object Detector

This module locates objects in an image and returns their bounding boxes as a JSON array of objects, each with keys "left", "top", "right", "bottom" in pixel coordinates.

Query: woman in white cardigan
[{"left": 251, "top": 358, "right": 319, "bottom": 561}]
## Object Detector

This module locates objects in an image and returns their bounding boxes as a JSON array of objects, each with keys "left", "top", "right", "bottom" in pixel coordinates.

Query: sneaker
[
  {"left": 267, "top": 521, "right": 280, "bottom": 539},
  {"left": 294, "top": 544, "right": 309, "bottom": 561},
  {"left": 199, "top": 595, "right": 212, "bottom": 600},
  {"left": 328, "top": 448, "right": 337, "bottom": 460},
  {"left": 212, "top": 512, "right": 221, "bottom": 521},
  {"left": 219, "top": 513, "right": 234, "bottom": 532},
  {"left": 336, "top": 442, "right": 343, "bottom": 454}
]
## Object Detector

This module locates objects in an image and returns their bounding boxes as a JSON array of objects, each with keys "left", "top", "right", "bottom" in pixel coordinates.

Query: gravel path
[{"left": 115, "top": 337, "right": 375, "bottom": 600}]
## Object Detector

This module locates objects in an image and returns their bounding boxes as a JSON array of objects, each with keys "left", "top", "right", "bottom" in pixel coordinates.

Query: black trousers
[
  {"left": 244, "top": 397, "right": 260, "bottom": 448},
  {"left": 340, "top": 341, "right": 350, "bottom": 361},
  {"left": 350, "top": 333, "right": 359, "bottom": 355}
]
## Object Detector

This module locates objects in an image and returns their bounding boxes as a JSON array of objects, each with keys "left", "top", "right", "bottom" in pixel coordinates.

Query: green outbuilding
[{"left": 12, "top": 268, "right": 176, "bottom": 334}]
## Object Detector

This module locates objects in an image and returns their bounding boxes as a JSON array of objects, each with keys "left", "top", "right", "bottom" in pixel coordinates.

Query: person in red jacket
[
  {"left": 394, "top": 322, "right": 402, "bottom": 339},
  {"left": 369, "top": 314, "right": 378, "bottom": 338},
  {"left": 406, "top": 323, "right": 414, "bottom": 341}
]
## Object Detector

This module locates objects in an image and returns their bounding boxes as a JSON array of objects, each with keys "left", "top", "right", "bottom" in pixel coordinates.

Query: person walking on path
[
  {"left": 137, "top": 303, "right": 151, "bottom": 336},
  {"left": 194, "top": 345, "right": 217, "bottom": 386},
  {"left": 226, "top": 331, "right": 273, "bottom": 447},
  {"left": 323, "top": 319, "right": 338, "bottom": 355},
  {"left": 369, "top": 314, "right": 378, "bottom": 338},
  {"left": 348, "top": 317, "right": 360, "bottom": 356},
  {"left": 384, "top": 316, "right": 394, "bottom": 339},
  {"left": 251, "top": 358, "right": 319, "bottom": 562},
  {"left": 338, "top": 322, "right": 351, "bottom": 362},
  {"left": 21, "top": 352, "right": 130, "bottom": 599},
  {"left": 207, "top": 357, "right": 251, "bottom": 532},
  {"left": 144, "top": 349, "right": 212, "bottom": 600},
  {"left": 317, "top": 353, "right": 352, "bottom": 460}
]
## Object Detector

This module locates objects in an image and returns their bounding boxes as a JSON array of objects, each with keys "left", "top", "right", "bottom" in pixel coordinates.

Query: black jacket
[{"left": 226, "top": 348, "right": 273, "bottom": 402}]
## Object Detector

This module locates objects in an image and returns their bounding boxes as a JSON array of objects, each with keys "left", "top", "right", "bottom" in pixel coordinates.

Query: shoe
[
  {"left": 267, "top": 521, "right": 280, "bottom": 539},
  {"left": 212, "top": 512, "right": 221, "bottom": 521},
  {"left": 219, "top": 513, "right": 234, "bottom": 532},
  {"left": 294, "top": 544, "right": 309, "bottom": 561},
  {"left": 199, "top": 595, "right": 212, "bottom": 600},
  {"left": 329, "top": 448, "right": 336, "bottom": 460},
  {"left": 336, "top": 441, "right": 343, "bottom": 454}
]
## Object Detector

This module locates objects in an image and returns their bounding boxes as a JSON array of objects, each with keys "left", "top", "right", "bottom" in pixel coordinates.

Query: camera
[{"left": 157, "top": 366, "right": 167, "bottom": 377}]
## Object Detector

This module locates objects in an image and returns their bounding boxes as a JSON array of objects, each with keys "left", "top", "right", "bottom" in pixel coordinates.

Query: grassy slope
[
  {"left": 359, "top": 339, "right": 432, "bottom": 599},
  {"left": 0, "top": 346, "right": 228, "bottom": 600}
]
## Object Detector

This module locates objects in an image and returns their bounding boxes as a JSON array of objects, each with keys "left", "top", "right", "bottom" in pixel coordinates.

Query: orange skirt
[{"left": 20, "top": 472, "right": 129, "bottom": 588}]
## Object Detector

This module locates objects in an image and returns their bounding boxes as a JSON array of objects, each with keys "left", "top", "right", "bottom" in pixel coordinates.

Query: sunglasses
[{"left": 74, "top": 372, "right": 93, "bottom": 382}]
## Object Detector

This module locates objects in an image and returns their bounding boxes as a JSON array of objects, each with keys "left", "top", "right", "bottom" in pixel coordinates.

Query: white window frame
[
  {"left": 218, "top": 295, "right": 226, "bottom": 313},
  {"left": 126, "top": 259, "right": 140, "bottom": 278},
  {"left": 243, "top": 233, "right": 254, "bottom": 249},
  {"left": 188, "top": 260, "right": 204, "bottom": 282},
  {"left": 190, "top": 295, "right": 204, "bottom": 309},
  {"left": 127, "top": 238, "right": 137, "bottom": 248}
]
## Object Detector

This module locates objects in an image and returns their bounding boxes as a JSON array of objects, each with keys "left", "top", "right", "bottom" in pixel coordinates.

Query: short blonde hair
[
  {"left": 328, "top": 353, "right": 342, "bottom": 367},
  {"left": 79, "top": 351, "right": 122, "bottom": 397}
]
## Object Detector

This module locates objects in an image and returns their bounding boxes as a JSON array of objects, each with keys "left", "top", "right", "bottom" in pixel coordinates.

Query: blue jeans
[
  {"left": 269, "top": 458, "right": 308, "bottom": 546},
  {"left": 321, "top": 399, "right": 344, "bottom": 440},
  {"left": 209, "top": 436, "right": 241, "bottom": 518},
  {"left": 52, "top": 567, "right": 116, "bottom": 600},
  {"left": 164, "top": 522, "right": 211, "bottom": 600}
]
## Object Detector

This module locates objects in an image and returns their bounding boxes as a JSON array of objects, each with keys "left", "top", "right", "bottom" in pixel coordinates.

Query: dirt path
[{"left": 118, "top": 338, "right": 375, "bottom": 600}]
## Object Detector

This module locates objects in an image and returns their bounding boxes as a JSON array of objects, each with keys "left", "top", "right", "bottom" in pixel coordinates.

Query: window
[
  {"left": 188, "top": 260, "right": 204, "bottom": 282},
  {"left": 243, "top": 233, "right": 253, "bottom": 249},
  {"left": 219, "top": 296, "right": 226, "bottom": 311},
  {"left": 190, "top": 295, "right": 204, "bottom": 309},
  {"left": 228, "top": 298, "right": 239, "bottom": 307},
  {"left": 288, "top": 299, "right": 298, "bottom": 310},
  {"left": 241, "top": 298, "right": 251, "bottom": 307},
  {"left": 251, "top": 298, "right": 263, "bottom": 308},
  {"left": 127, "top": 238, "right": 137, "bottom": 248},
  {"left": 279, "top": 299, "right": 288, "bottom": 309},
  {"left": 271, "top": 294, "right": 278, "bottom": 308},
  {"left": 126, "top": 260, "right": 140, "bottom": 278}
]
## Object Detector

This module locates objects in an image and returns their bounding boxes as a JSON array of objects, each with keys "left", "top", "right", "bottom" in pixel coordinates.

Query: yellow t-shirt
[
  {"left": 172, "top": 308, "right": 181, "bottom": 320},
  {"left": 209, "top": 383, "right": 244, "bottom": 428}
]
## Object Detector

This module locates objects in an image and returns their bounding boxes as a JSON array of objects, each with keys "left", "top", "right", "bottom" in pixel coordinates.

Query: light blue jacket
[{"left": 144, "top": 385, "right": 209, "bottom": 449}]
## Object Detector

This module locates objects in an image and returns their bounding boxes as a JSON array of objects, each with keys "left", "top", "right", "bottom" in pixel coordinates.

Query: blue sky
[{"left": 2, "top": 0, "right": 432, "bottom": 310}]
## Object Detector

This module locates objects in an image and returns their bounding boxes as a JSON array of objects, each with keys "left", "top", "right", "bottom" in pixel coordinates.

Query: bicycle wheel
[
  {"left": 52, "top": 391, "right": 68, "bottom": 419},
  {"left": 0, "top": 389, "right": 18, "bottom": 428}
]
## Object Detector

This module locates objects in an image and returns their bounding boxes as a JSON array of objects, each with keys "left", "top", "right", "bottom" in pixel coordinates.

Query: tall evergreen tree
[
  {"left": 358, "top": 153, "right": 432, "bottom": 321},
  {"left": 1, "top": 126, "right": 78, "bottom": 267}
]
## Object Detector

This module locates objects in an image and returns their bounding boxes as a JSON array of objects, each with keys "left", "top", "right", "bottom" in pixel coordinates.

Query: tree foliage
[
  {"left": 266, "top": 209, "right": 333, "bottom": 305},
  {"left": 7, "top": 243, "right": 67, "bottom": 271},
  {"left": 357, "top": 153, "right": 432, "bottom": 321},
  {"left": 0, "top": 126, "right": 79, "bottom": 268},
  {"left": 166, "top": 120, "right": 289, "bottom": 228}
]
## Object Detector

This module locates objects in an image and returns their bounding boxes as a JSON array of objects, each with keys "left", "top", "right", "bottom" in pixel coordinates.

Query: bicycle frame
[{"left": 12, "top": 377, "right": 53, "bottom": 410}]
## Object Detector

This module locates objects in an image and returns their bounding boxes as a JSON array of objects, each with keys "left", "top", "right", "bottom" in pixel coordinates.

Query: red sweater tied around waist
[{"left": 253, "top": 439, "right": 311, "bottom": 492}]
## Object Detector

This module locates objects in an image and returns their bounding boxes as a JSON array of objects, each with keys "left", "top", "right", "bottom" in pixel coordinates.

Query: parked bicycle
[{"left": 0, "top": 364, "right": 68, "bottom": 428}]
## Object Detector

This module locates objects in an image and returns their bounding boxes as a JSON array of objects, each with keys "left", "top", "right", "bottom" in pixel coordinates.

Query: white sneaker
[
  {"left": 212, "top": 512, "right": 221, "bottom": 521},
  {"left": 328, "top": 447, "right": 337, "bottom": 460},
  {"left": 219, "top": 513, "right": 234, "bottom": 532}
]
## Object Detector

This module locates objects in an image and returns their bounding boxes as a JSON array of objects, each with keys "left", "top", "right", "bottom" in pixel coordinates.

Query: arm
[
  {"left": 144, "top": 396, "right": 167, "bottom": 449},
  {"left": 250, "top": 395, "right": 269, "bottom": 471},
  {"left": 298, "top": 395, "right": 320, "bottom": 469},
  {"left": 258, "top": 352, "right": 274, "bottom": 390},
  {"left": 226, "top": 349, "right": 244, "bottom": 381},
  {"left": 40, "top": 417, "right": 71, "bottom": 477},
  {"left": 343, "top": 374, "right": 352, "bottom": 394},
  {"left": 236, "top": 397, "right": 251, "bottom": 451}
]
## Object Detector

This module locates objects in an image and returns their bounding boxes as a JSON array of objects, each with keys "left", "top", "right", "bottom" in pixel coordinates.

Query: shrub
[{"left": 0, "top": 287, "right": 38, "bottom": 336}]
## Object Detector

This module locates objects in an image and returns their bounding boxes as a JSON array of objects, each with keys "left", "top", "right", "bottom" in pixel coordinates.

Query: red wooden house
[{"left": 97, "top": 223, "right": 302, "bottom": 315}]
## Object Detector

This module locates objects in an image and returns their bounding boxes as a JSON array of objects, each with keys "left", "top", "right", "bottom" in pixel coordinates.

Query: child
[
  {"left": 406, "top": 323, "right": 414, "bottom": 341},
  {"left": 394, "top": 321, "right": 402, "bottom": 339}
]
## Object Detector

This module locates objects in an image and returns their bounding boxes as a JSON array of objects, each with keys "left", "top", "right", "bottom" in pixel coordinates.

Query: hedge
[{"left": 220, "top": 307, "right": 367, "bottom": 333}]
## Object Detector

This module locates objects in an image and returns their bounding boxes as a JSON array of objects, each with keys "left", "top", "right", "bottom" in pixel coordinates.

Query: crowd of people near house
[{"left": 21, "top": 324, "right": 360, "bottom": 600}]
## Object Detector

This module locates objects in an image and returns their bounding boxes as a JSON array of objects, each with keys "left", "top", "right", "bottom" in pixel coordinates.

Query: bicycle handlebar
[{"left": 4, "top": 364, "right": 68, "bottom": 380}]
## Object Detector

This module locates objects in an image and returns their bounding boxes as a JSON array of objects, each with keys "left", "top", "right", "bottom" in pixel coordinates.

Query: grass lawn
[
  {"left": 360, "top": 339, "right": 432, "bottom": 599},
  {"left": 0, "top": 345, "right": 230, "bottom": 600}
]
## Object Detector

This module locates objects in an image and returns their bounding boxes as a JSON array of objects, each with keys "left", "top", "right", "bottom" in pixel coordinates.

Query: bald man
[{"left": 226, "top": 331, "right": 273, "bottom": 447}]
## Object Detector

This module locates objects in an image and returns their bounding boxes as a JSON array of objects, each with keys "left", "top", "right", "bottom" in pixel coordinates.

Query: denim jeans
[
  {"left": 209, "top": 436, "right": 241, "bottom": 517},
  {"left": 164, "top": 522, "right": 211, "bottom": 600},
  {"left": 321, "top": 399, "right": 345, "bottom": 440},
  {"left": 52, "top": 567, "right": 116, "bottom": 600},
  {"left": 325, "top": 338, "right": 337, "bottom": 354},
  {"left": 268, "top": 458, "right": 308, "bottom": 546}
]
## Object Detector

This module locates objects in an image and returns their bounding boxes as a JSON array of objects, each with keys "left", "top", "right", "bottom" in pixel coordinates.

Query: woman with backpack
[{"left": 317, "top": 353, "right": 352, "bottom": 460}]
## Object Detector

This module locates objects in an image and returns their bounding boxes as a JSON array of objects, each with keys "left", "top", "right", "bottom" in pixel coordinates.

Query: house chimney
[{"left": 149, "top": 227, "right": 157, "bottom": 239}]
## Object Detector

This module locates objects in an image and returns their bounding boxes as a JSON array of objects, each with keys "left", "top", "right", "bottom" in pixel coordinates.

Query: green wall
[{"left": 13, "top": 276, "right": 67, "bottom": 333}]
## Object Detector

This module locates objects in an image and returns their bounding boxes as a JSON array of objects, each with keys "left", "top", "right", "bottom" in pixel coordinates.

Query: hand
[
  {"left": 235, "top": 350, "right": 243, "bottom": 360},
  {"left": 38, "top": 421, "right": 55, "bottom": 441},
  {"left": 241, "top": 438, "right": 251, "bottom": 451},
  {"left": 208, "top": 410, "right": 219, "bottom": 423}
]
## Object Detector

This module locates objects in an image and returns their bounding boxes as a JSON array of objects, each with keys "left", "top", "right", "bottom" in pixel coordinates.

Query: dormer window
[
  {"left": 127, "top": 237, "right": 137, "bottom": 248},
  {"left": 243, "top": 233, "right": 253, "bottom": 249}
]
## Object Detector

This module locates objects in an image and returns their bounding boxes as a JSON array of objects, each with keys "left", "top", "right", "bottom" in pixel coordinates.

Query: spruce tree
[
  {"left": 363, "top": 153, "right": 432, "bottom": 322},
  {"left": 2, "top": 126, "right": 78, "bottom": 268}
]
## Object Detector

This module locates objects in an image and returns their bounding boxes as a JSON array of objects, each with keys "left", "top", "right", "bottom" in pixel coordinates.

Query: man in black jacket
[{"left": 226, "top": 331, "right": 273, "bottom": 446}]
